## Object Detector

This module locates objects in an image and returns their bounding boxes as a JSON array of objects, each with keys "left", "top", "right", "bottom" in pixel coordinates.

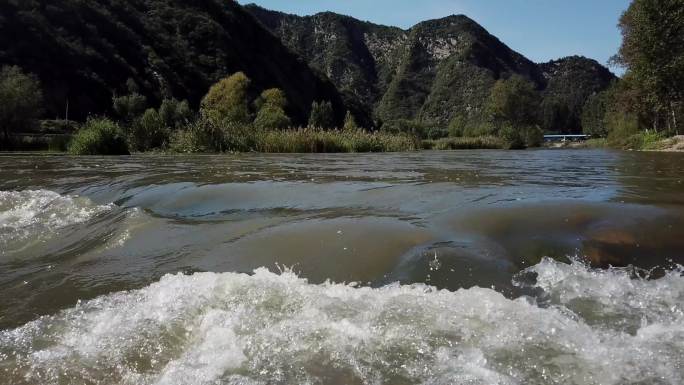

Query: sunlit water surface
[{"left": 0, "top": 149, "right": 683, "bottom": 384}]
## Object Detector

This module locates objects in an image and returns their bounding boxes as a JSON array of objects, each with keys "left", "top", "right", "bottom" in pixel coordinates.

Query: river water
[{"left": 0, "top": 149, "right": 683, "bottom": 384}]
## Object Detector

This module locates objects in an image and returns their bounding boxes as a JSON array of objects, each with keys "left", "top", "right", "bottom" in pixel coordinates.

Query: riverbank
[
  {"left": 651, "top": 135, "right": 684, "bottom": 152},
  {"left": 543, "top": 134, "right": 684, "bottom": 152}
]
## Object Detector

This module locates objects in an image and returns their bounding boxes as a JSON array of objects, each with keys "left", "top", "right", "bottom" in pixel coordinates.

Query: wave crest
[
  {"left": 1, "top": 259, "right": 683, "bottom": 385},
  {"left": 0, "top": 190, "right": 112, "bottom": 250}
]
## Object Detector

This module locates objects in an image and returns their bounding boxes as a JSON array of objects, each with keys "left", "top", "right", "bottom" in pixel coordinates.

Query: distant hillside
[
  {"left": 246, "top": 4, "right": 617, "bottom": 132},
  {"left": 0, "top": 0, "right": 345, "bottom": 124},
  {"left": 539, "top": 56, "right": 617, "bottom": 133}
]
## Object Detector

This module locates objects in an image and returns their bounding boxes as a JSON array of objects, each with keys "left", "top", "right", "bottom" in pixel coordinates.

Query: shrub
[
  {"left": 343, "top": 111, "right": 358, "bottom": 131},
  {"left": 424, "top": 125, "right": 449, "bottom": 140},
  {"left": 159, "top": 98, "right": 192, "bottom": 129},
  {"left": 254, "top": 105, "right": 291, "bottom": 130},
  {"left": 308, "top": 101, "right": 335, "bottom": 129},
  {"left": 499, "top": 125, "right": 525, "bottom": 150},
  {"left": 448, "top": 116, "right": 466, "bottom": 137},
  {"left": 255, "top": 88, "right": 287, "bottom": 110},
  {"left": 463, "top": 122, "right": 497, "bottom": 137},
  {"left": 128, "top": 108, "right": 170, "bottom": 151},
  {"left": 68, "top": 118, "right": 129, "bottom": 155},
  {"left": 113, "top": 93, "right": 146, "bottom": 122},
  {"left": 381, "top": 119, "right": 421, "bottom": 136},
  {"left": 169, "top": 117, "right": 255, "bottom": 153},
  {"left": 40, "top": 119, "right": 78, "bottom": 134},
  {"left": 521, "top": 125, "right": 544, "bottom": 147},
  {"left": 606, "top": 111, "right": 641, "bottom": 149},
  {"left": 0, "top": 66, "right": 43, "bottom": 148},
  {"left": 254, "top": 88, "right": 291, "bottom": 130}
]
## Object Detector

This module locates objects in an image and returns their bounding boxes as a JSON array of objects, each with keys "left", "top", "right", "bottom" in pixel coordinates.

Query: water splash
[
  {"left": 1, "top": 260, "right": 682, "bottom": 385},
  {"left": 0, "top": 190, "right": 112, "bottom": 252}
]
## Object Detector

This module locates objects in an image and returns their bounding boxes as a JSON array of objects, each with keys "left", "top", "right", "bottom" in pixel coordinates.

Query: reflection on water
[{"left": 0, "top": 149, "right": 683, "bottom": 384}]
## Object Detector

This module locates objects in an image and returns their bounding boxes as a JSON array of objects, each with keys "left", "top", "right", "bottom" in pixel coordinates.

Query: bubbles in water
[
  {"left": 429, "top": 251, "right": 442, "bottom": 271},
  {"left": 0, "top": 190, "right": 112, "bottom": 251},
  {"left": 0, "top": 260, "right": 682, "bottom": 385}
]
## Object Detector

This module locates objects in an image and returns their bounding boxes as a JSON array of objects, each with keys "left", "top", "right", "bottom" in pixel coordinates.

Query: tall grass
[
  {"left": 608, "top": 129, "right": 665, "bottom": 150},
  {"left": 422, "top": 136, "right": 504, "bottom": 150},
  {"left": 169, "top": 121, "right": 419, "bottom": 153},
  {"left": 253, "top": 128, "right": 418, "bottom": 153}
]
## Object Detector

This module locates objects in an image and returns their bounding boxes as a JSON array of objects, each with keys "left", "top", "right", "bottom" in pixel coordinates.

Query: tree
[
  {"left": 128, "top": 108, "right": 169, "bottom": 151},
  {"left": 201, "top": 72, "right": 251, "bottom": 124},
  {"left": 486, "top": 75, "right": 541, "bottom": 128},
  {"left": 113, "top": 93, "right": 147, "bottom": 123},
  {"left": 308, "top": 101, "right": 335, "bottom": 129},
  {"left": 255, "top": 88, "right": 287, "bottom": 110},
  {"left": 253, "top": 88, "right": 291, "bottom": 130},
  {"left": 0, "top": 66, "right": 43, "bottom": 147},
  {"left": 613, "top": 0, "right": 684, "bottom": 134},
  {"left": 159, "top": 98, "right": 192, "bottom": 129},
  {"left": 343, "top": 111, "right": 358, "bottom": 131},
  {"left": 485, "top": 75, "right": 542, "bottom": 148},
  {"left": 448, "top": 115, "right": 467, "bottom": 137},
  {"left": 581, "top": 89, "right": 613, "bottom": 138}
]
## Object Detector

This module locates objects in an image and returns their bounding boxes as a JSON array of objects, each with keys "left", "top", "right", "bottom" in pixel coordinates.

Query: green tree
[
  {"left": 308, "top": 101, "right": 335, "bottom": 129},
  {"left": 128, "top": 108, "right": 169, "bottom": 151},
  {"left": 613, "top": 0, "right": 684, "bottom": 134},
  {"left": 343, "top": 111, "right": 358, "bottom": 131},
  {"left": 486, "top": 75, "right": 541, "bottom": 128},
  {"left": 201, "top": 72, "right": 251, "bottom": 124},
  {"left": 253, "top": 88, "right": 291, "bottom": 130},
  {"left": 113, "top": 93, "right": 147, "bottom": 123},
  {"left": 159, "top": 98, "right": 192, "bottom": 129},
  {"left": 485, "top": 75, "right": 542, "bottom": 148},
  {"left": 448, "top": 115, "right": 467, "bottom": 137},
  {"left": 499, "top": 124, "right": 525, "bottom": 150},
  {"left": 582, "top": 89, "right": 613, "bottom": 138},
  {"left": 255, "top": 88, "right": 287, "bottom": 110},
  {"left": 0, "top": 66, "right": 43, "bottom": 147}
]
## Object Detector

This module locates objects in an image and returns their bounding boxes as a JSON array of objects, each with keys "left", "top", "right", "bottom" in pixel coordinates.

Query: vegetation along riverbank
[{"left": 0, "top": 0, "right": 681, "bottom": 154}]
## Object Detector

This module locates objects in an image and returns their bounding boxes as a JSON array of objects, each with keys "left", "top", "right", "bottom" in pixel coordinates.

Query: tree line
[
  {"left": 1, "top": 0, "right": 682, "bottom": 153},
  {"left": 582, "top": 0, "right": 683, "bottom": 148}
]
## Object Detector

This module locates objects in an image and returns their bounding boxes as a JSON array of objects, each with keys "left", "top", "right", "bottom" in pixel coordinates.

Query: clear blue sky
[{"left": 238, "top": 0, "right": 629, "bottom": 74}]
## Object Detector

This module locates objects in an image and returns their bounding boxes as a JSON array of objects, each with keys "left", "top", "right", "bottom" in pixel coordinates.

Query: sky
[{"left": 237, "top": 0, "right": 630, "bottom": 74}]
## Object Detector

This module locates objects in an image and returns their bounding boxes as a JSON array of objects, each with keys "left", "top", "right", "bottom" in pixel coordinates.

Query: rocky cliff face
[{"left": 246, "top": 4, "right": 616, "bottom": 131}]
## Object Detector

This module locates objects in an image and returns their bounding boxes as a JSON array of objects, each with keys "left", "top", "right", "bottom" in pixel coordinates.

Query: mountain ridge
[
  {"left": 0, "top": 1, "right": 617, "bottom": 133},
  {"left": 245, "top": 3, "right": 616, "bottom": 132}
]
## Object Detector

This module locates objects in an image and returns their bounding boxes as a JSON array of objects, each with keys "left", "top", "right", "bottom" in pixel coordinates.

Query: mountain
[
  {"left": 245, "top": 4, "right": 616, "bottom": 132},
  {"left": 539, "top": 56, "right": 617, "bottom": 133},
  {"left": 0, "top": 0, "right": 345, "bottom": 124},
  {"left": 1, "top": 1, "right": 617, "bottom": 133}
]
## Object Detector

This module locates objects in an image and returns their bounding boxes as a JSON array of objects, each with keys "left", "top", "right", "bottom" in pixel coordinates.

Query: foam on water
[
  {"left": 1, "top": 259, "right": 682, "bottom": 385},
  {"left": 0, "top": 190, "right": 112, "bottom": 250}
]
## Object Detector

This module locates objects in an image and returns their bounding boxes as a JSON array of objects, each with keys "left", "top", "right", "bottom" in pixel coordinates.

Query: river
[{"left": 0, "top": 149, "right": 683, "bottom": 384}]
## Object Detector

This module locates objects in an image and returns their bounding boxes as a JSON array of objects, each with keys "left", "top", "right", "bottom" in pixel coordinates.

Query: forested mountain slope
[{"left": 0, "top": 0, "right": 345, "bottom": 124}]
